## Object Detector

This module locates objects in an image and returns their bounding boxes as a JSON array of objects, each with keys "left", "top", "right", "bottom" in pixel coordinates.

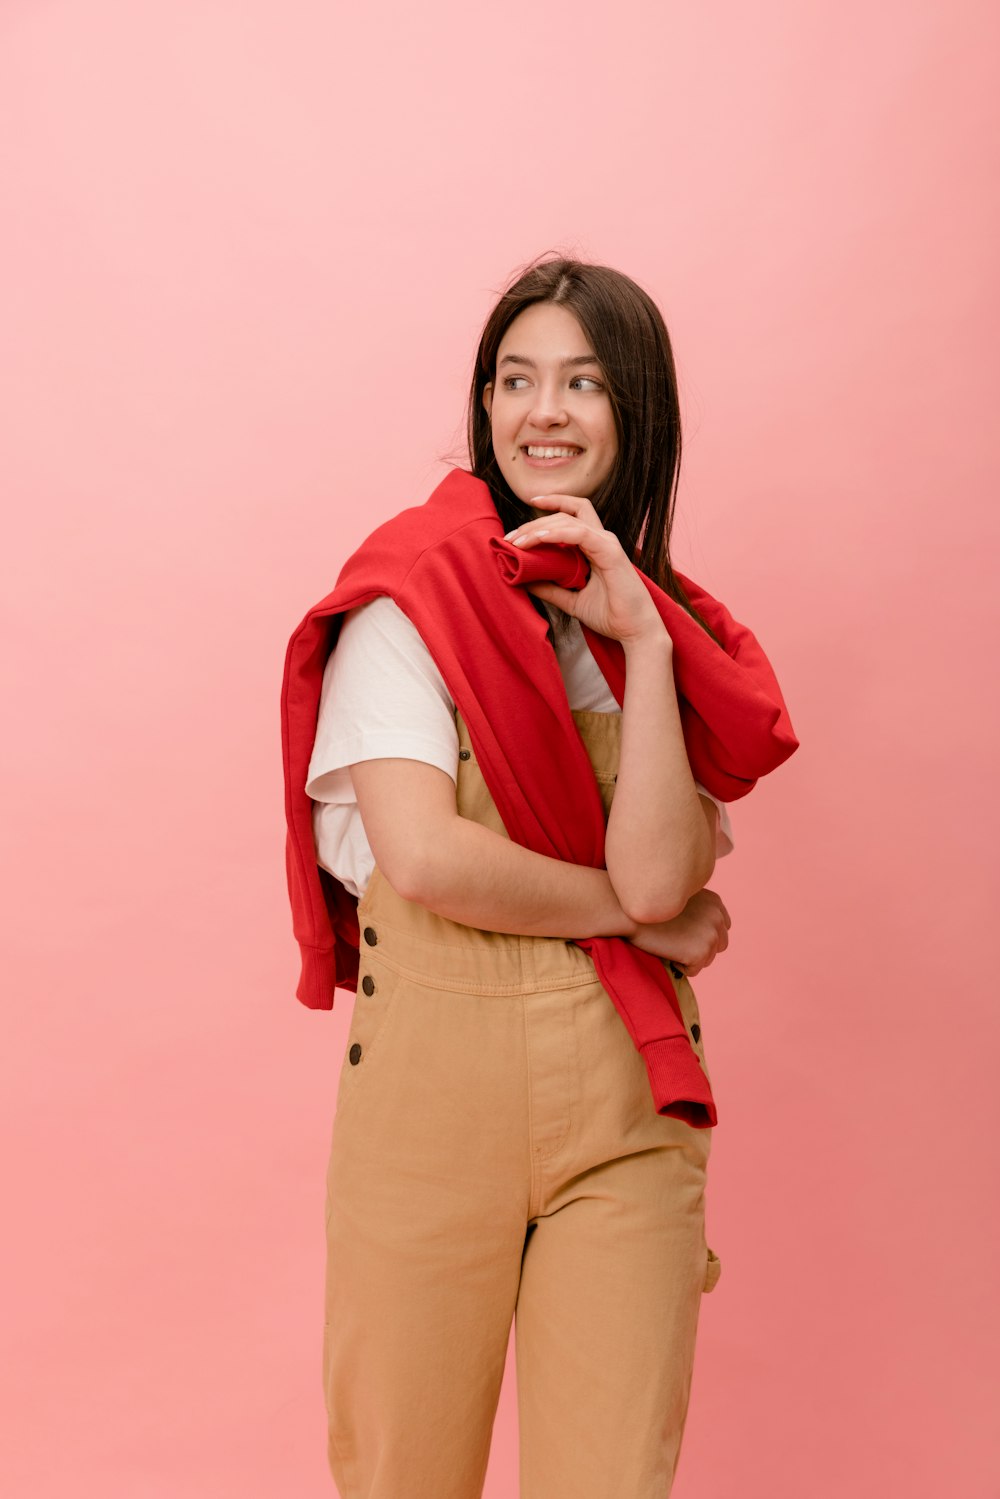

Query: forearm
[
  {"left": 404, "top": 816, "right": 641, "bottom": 940},
  {"left": 604, "top": 629, "right": 714, "bottom": 924}
]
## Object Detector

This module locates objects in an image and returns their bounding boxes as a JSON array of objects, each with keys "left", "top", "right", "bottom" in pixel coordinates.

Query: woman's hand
[
  {"left": 503, "top": 492, "right": 663, "bottom": 646},
  {"left": 625, "top": 888, "right": 732, "bottom": 977}
]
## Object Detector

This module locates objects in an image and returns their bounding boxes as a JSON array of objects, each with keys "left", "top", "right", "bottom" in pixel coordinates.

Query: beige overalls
[{"left": 322, "top": 706, "right": 722, "bottom": 1499}]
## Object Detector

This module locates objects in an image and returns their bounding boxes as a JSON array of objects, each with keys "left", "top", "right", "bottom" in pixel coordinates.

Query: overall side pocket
[
  {"left": 703, "top": 1245, "right": 722, "bottom": 1293},
  {"left": 333, "top": 946, "right": 404, "bottom": 1124}
]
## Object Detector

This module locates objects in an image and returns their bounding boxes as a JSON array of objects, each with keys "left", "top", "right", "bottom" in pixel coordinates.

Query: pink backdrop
[{"left": 2, "top": 1, "right": 997, "bottom": 1494}]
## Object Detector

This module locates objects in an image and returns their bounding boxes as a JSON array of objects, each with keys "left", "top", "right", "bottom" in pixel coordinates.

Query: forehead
[{"left": 497, "top": 301, "right": 591, "bottom": 355}]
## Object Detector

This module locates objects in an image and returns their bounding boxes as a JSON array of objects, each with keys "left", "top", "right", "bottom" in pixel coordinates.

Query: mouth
[{"left": 520, "top": 444, "right": 583, "bottom": 466}]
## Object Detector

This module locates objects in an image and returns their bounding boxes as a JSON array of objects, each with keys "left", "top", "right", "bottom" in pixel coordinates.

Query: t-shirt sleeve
[
  {"left": 305, "top": 595, "right": 460, "bottom": 803},
  {"left": 693, "top": 783, "right": 735, "bottom": 858}
]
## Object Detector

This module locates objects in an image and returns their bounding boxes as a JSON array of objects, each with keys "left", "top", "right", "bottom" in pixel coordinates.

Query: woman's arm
[
  {"left": 350, "top": 757, "right": 641, "bottom": 939},
  {"left": 498, "top": 496, "right": 718, "bottom": 929},
  {"left": 603, "top": 628, "right": 716, "bottom": 925}
]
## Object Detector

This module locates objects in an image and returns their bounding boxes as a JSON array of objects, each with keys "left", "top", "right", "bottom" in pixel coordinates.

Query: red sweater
[{"left": 281, "top": 468, "right": 799, "bottom": 1128}]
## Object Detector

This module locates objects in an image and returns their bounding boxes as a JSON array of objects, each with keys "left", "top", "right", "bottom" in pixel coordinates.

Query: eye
[
  {"left": 571, "top": 376, "right": 604, "bottom": 390},
  {"left": 501, "top": 376, "right": 529, "bottom": 390}
]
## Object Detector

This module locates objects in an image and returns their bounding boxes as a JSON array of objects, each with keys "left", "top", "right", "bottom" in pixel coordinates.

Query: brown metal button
[
  {"left": 363, "top": 926, "right": 378, "bottom": 946},
  {"left": 349, "top": 1043, "right": 362, "bottom": 1065},
  {"left": 361, "top": 974, "right": 375, "bottom": 996},
  {"left": 459, "top": 748, "right": 471, "bottom": 761}
]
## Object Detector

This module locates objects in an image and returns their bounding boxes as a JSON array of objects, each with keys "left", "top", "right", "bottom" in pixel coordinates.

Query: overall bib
[{"left": 322, "top": 707, "right": 722, "bottom": 1499}]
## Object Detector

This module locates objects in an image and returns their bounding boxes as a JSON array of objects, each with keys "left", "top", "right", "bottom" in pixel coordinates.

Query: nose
[{"left": 528, "top": 377, "right": 570, "bottom": 429}]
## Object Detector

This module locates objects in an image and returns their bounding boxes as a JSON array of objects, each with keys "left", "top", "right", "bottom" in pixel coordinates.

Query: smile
[{"left": 521, "top": 445, "right": 582, "bottom": 464}]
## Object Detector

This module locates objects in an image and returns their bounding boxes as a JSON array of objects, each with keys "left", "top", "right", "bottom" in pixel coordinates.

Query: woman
[{"left": 306, "top": 256, "right": 735, "bottom": 1498}]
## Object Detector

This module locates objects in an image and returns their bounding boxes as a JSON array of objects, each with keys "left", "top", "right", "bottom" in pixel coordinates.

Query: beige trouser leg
[
  {"left": 512, "top": 975, "right": 714, "bottom": 1498},
  {"left": 322, "top": 954, "right": 532, "bottom": 1499}
]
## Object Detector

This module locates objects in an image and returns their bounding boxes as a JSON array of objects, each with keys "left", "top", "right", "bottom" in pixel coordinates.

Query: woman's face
[{"left": 482, "top": 302, "right": 619, "bottom": 517}]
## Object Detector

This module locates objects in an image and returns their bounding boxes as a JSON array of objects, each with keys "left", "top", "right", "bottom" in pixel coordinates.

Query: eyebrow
[{"left": 497, "top": 353, "right": 602, "bottom": 369}]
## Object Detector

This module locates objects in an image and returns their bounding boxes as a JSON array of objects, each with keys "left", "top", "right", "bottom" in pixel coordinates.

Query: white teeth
[{"left": 526, "top": 446, "right": 581, "bottom": 458}]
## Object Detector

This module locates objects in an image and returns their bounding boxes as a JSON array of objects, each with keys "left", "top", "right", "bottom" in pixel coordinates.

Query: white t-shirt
[{"left": 306, "top": 595, "right": 735, "bottom": 899}]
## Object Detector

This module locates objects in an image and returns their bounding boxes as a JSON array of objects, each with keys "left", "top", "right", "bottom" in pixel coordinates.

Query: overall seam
[
  {"left": 527, "top": 986, "right": 576, "bottom": 1169},
  {"left": 354, "top": 943, "right": 602, "bottom": 998}
]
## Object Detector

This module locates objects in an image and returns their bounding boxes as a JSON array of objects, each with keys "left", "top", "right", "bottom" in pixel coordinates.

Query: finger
[
  {"left": 510, "top": 512, "right": 588, "bottom": 536},
  {"left": 528, "top": 492, "right": 599, "bottom": 519},
  {"left": 526, "top": 581, "right": 576, "bottom": 610},
  {"left": 519, "top": 518, "right": 618, "bottom": 557}
]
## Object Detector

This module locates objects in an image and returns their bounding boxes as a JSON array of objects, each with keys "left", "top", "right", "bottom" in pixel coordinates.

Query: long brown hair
[{"left": 462, "top": 252, "right": 724, "bottom": 647}]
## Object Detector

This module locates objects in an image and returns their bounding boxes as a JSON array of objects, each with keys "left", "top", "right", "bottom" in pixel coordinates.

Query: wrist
[{"left": 620, "top": 616, "right": 672, "bottom": 656}]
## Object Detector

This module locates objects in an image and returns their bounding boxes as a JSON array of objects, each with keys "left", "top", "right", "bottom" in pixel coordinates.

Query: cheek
[
  {"left": 595, "top": 410, "right": 617, "bottom": 452},
  {"left": 489, "top": 407, "right": 514, "bottom": 442}
]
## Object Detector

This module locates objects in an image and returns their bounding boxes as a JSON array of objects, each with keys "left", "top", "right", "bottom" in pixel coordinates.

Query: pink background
[{"left": 2, "top": 1, "right": 997, "bottom": 1494}]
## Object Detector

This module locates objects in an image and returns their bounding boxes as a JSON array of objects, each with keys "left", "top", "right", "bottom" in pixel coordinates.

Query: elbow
[
  {"left": 620, "top": 887, "right": 683, "bottom": 923},
  {"left": 610, "top": 863, "right": 688, "bottom": 925},
  {"left": 387, "top": 834, "right": 449, "bottom": 907},
  {"left": 611, "top": 844, "right": 716, "bottom": 928},
  {"left": 390, "top": 848, "right": 431, "bottom": 906},
  {"left": 620, "top": 888, "right": 689, "bottom": 927}
]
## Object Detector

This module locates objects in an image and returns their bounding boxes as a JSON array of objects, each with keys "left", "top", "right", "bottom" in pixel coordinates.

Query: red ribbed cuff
[
  {"left": 640, "top": 1036, "right": 717, "bottom": 1128},
  {"left": 295, "top": 945, "right": 337, "bottom": 1010}
]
